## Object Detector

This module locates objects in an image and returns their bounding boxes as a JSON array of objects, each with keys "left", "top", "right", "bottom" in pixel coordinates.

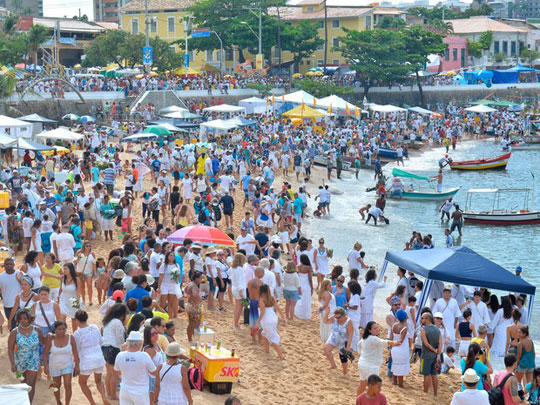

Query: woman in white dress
[
  {"left": 357, "top": 321, "right": 396, "bottom": 395},
  {"left": 323, "top": 307, "right": 355, "bottom": 375},
  {"left": 294, "top": 254, "right": 313, "bottom": 320},
  {"left": 318, "top": 279, "right": 336, "bottom": 343},
  {"left": 230, "top": 253, "right": 247, "bottom": 330},
  {"left": 158, "top": 251, "right": 182, "bottom": 319},
  {"left": 489, "top": 295, "right": 514, "bottom": 358},
  {"left": 360, "top": 269, "right": 387, "bottom": 329},
  {"left": 313, "top": 238, "right": 330, "bottom": 290},
  {"left": 345, "top": 281, "right": 362, "bottom": 353},
  {"left": 58, "top": 263, "right": 80, "bottom": 332},
  {"left": 21, "top": 251, "right": 42, "bottom": 293},
  {"left": 254, "top": 284, "right": 285, "bottom": 359},
  {"left": 155, "top": 342, "right": 193, "bottom": 405},
  {"left": 181, "top": 173, "right": 193, "bottom": 202},
  {"left": 390, "top": 309, "right": 410, "bottom": 388}
]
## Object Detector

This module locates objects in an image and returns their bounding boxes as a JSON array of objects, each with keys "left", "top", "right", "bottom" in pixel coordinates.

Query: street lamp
[
  {"left": 210, "top": 31, "right": 224, "bottom": 74},
  {"left": 240, "top": 21, "right": 260, "bottom": 54}
]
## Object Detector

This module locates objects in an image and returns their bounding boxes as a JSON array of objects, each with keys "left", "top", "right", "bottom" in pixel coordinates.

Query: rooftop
[
  {"left": 446, "top": 16, "right": 529, "bottom": 34},
  {"left": 17, "top": 16, "right": 113, "bottom": 33},
  {"left": 270, "top": 5, "right": 373, "bottom": 20},
  {"left": 119, "top": 0, "right": 196, "bottom": 12}
]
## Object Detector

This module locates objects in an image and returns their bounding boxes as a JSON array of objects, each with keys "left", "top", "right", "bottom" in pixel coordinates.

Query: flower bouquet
[
  {"left": 48, "top": 378, "right": 59, "bottom": 392},
  {"left": 170, "top": 268, "right": 180, "bottom": 282},
  {"left": 240, "top": 298, "right": 250, "bottom": 309},
  {"left": 70, "top": 298, "right": 81, "bottom": 309}
]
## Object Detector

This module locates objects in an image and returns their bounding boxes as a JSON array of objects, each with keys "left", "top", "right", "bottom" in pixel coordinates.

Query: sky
[{"left": 43, "top": 0, "right": 94, "bottom": 20}]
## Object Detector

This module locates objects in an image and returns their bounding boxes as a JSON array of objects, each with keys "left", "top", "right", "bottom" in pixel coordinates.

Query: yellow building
[
  {"left": 273, "top": 0, "right": 406, "bottom": 73},
  {"left": 118, "top": 0, "right": 406, "bottom": 74}
]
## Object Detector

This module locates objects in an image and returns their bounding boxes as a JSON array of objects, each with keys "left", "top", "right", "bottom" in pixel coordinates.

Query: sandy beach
[{"left": 0, "top": 150, "right": 462, "bottom": 404}]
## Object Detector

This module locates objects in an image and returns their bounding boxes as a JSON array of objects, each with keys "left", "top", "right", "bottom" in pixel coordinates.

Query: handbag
[{"left": 39, "top": 302, "right": 54, "bottom": 333}]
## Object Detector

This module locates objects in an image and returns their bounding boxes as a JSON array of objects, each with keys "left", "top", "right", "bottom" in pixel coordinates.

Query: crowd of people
[{"left": 0, "top": 97, "right": 536, "bottom": 405}]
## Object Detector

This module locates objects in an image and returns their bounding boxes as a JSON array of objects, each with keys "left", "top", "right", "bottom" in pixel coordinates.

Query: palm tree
[
  {"left": 25, "top": 24, "right": 49, "bottom": 75},
  {"left": 0, "top": 68, "right": 16, "bottom": 97}
]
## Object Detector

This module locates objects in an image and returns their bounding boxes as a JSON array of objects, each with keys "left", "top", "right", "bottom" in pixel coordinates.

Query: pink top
[{"left": 493, "top": 371, "right": 519, "bottom": 405}]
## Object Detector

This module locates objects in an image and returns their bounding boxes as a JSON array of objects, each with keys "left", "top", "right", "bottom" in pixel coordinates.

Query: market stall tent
[
  {"left": 378, "top": 246, "right": 535, "bottom": 323},
  {"left": 317, "top": 95, "right": 363, "bottom": 113},
  {"left": 282, "top": 90, "right": 319, "bottom": 106},
  {"left": 203, "top": 104, "right": 246, "bottom": 114},
  {"left": 0, "top": 115, "right": 32, "bottom": 139},
  {"left": 35, "top": 127, "right": 84, "bottom": 141},
  {"left": 238, "top": 97, "right": 267, "bottom": 114},
  {"left": 465, "top": 104, "right": 497, "bottom": 113},
  {"left": 200, "top": 119, "right": 239, "bottom": 131},
  {"left": 282, "top": 104, "right": 325, "bottom": 119},
  {"left": 369, "top": 104, "right": 407, "bottom": 113},
  {"left": 408, "top": 106, "right": 433, "bottom": 115},
  {"left": 159, "top": 105, "right": 188, "bottom": 115}
]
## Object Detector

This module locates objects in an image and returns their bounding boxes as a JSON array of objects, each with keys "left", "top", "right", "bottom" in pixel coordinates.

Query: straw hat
[
  {"left": 165, "top": 342, "right": 182, "bottom": 357},
  {"left": 206, "top": 246, "right": 217, "bottom": 255},
  {"left": 462, "top": 368, "right": 479, "bottom": 384},
  {"left": 113, "top": 269, "right": 126, "bottom": 279},
  {"left": 192, "top": 243, "right": 202, "bottom": 250}
]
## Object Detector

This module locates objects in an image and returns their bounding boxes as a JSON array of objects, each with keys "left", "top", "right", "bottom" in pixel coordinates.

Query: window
[
  {"left": 226, "top": 48, "right": 234, "bottom": 61},
  {"left": 131, "top": 18, "right": 139, "bottom": 34},
  {"left": 317, "top": 59, "right": 324, "bottom": 66},
  {"left": 318, "top": 21, "right": 324, "bottom": 29},
  {"left": 206, "top": 50, "right": 214, "bottom": 62},
  {"left": 167, "top": 16, "right": 175, "bottom": 33},
  {"left": 461, "top": 48, "right": 466, "bottom": 67},
  {"left": 332, "top": 19, "right": 340, "bottom": 28},
  {"left": 511, "top": 41, "right": 516, "bottom": 56},
  {"left": 365, "top": 15, "right": 371, "bottom": 30},
  {"left": 445, "top": 47, "right": 449, "bottom": 61},
  {"left": 332, "top": 37, "right": 339, "bottom": 47},
  {"left": 453, "top": 48, "right": 457, "bottom": 61},
  {"left": 494, "top": 41, "right": 500, "bottom": 54},
  {"left": 306, "top": 60, "right": 311, "bottom": 65},
  {"left": 307, "top": 6, "right": 314, "bottom": 12},
  {"left": 150, "top": 18, "right": 157, "bottom": 33},
  {"left": 317, "top": 43, "right": 324, "bottom": 51},
  {"left": 502, "top": 41, "right": 508, "bottom": 54},
  {"left": 332, "top": 59, "right": 340, "bottom": 65}
]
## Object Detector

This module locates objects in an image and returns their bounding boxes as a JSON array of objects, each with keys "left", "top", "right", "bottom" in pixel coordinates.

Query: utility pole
[
  {"left": 277, "top": 5, "right": 282, "bottom": 72},
  {"left": 323, "top": 0, "right": 327, "bottom": 73},
  {"left": 145, "top": 0, "right": 149, "bottom": 47},
  {"left": 258, "top": 6, "right": 262, "bottom": 56}
]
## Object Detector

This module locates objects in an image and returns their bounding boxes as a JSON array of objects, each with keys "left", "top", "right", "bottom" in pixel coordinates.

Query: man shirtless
[
  {"left": 358, "top": 204, "right": 371, "bottom": 220},
  {"left": 247, "top": 267, "right": 264, "bottom": 343},
  {"left": 184, "top": 271, "right": 203, "bottom": 342}
]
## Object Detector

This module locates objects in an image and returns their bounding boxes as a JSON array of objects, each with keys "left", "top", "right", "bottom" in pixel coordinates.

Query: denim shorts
[
  {"left": 149, "top": 376, "right": 156, "bottom": 393},
  {"left": 208, "top": 277, "right": 216, "bottom": 292},
  {"left": 283, "top": 289, "right": 300, "bottom": 301},
  {"left": 50, "top": 363, "right": 74, "bottom": 377}
]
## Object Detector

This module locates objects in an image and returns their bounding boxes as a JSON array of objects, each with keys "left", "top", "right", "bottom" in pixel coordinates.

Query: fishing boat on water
[
  {"left": 386, "top": 168, "right": 460, "bottom": 201},
  {"left": 378, "top": 148, "right": 408, "bottom": 160},
  {"left": 449, "top": 152, "right": 511, "bottom": 171},
  {"left": 463, "top": 188, "right": 540, "bottom": 225}
]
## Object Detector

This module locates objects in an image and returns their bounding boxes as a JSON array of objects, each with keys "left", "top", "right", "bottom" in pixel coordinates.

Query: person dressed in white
[
  {"left": 230, "top": 253, "right": 247, "bottom": 329},
  {"left": 313, "top": 238, "right": 330, "bottom": 289},
  {"left": 462, "top": 291, "right": 491, "bottom": 330},
  {"left": 345, "top": 282, "right": 362, "bottom": 353},
  {"left": 390, "top": 310, "right": 410, "bottom": 387},
  {"left": 488, "top": 296, "right": 514, "bottom": 358},
  {"left": 347, "top": 242, "right": 362, "bottom": 273},
  {"left": 54, "top": 226, "right": 75, "bottom": 263},
  {"left": 114, "top": 331, "right": 158, "bottom": 405},
  {"left": 253, "top": 284, "right": 285, "bottom": 359},
  {"left": 357, "top": 321, "right": 395, "bottom": 394},
  {"left": 360, "top": 270, "right": 386, "bottom": 328},
  {"left": 155, "top": 342, "right": 193, "bottom": 405},
  {"left": 432, "top": 287, "right": 461, "bottom": 349},
  {"left": 294, "top": 254, "right": 313, "bottom": 320},
  {"left": 450, "top": 368, "right": 490, "bottom": 405},
  {"left": 318, "top": 280, "right": 336, "bottom": 343}
]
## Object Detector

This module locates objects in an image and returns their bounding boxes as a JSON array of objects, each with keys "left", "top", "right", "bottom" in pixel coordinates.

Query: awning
[
  {"left": 18, "top": 114, "right": 57, "bottom": 123},
  {"left": 203, "top": 104, "right": 246, "bottom": 114},
  {"left": 392, "top": 168, "right": 429, "bottom": 181},
  {"left": 35, "top": 127, "right": 84, "bottom": 141}
]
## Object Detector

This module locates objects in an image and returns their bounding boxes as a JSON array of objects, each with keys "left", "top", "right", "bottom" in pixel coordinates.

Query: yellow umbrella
[
  {"left": 306, "top": 71, "right": 323, "bottom": 76},
  {"left": 174, "top": 67, "right": 200, "bottom": 76},
  {"left": 283, "top": 104, "right": 325, "bottom": 119},
  {"left": 292, "top": 73, "right": 302, "bottom": 78},
  {"left": 41, "top": 146, "right": 70, "bottom": 156}
]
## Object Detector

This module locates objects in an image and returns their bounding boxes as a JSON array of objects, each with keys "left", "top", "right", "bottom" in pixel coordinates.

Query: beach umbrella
[
  {"left": 142, "top": 125, "right": 171, "bottom": 136},
  {"left": 80, "top": 115, "right": 95, "bottom": 124},
  {"left": 62, "top": 114, "right": 80, "bottom": 121},
  {"left": 167, "top": 225, "right": 235, "bottom": 247}
]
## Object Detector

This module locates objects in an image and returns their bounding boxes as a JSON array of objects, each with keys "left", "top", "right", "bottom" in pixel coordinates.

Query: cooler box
[
  {"left": 191, "top": 346, "right": 240, "bottom": 393},
  {"left": 0, "top": 191, "right": 9, "bottom": 208},
  {"left": 194, "top": 327, "right": 215, "bottom": 346}
]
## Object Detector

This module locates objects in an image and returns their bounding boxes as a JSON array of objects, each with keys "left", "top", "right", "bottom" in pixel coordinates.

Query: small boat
[
  {"left": 377, "top": 148, "right": 408, "bottom": 160},
  {"left": 463, "top": 188, "right": 540, "bottom": 225},
  {"left": 387, "top": 168, "right": 460, "bottom": 201},
  {"left": 509, "top": 142, "right": 540, "bottom": 151},
  {"left": 449, "top": 152, "right": 511, "bottom": 171},
  {"left": 313, "top": 155, "right": 352, "bottom": 171}
]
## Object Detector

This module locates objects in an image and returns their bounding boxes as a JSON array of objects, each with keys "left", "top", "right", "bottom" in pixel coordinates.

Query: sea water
[{"left": 303, "top": 139, "right": 540, "bottom": 345}]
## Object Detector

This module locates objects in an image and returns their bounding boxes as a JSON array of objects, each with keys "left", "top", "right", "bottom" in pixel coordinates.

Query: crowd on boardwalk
[{"left": 0, "top": 105, "right": 537, "bottom": 405}]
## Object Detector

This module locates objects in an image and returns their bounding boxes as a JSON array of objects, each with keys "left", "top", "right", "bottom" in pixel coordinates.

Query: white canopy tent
[
  {"left": 0, "top": 133, "right": 17, "bottom": 147},
  {"left": 203, "top": 104, "right": 246, "bottom": 114},
  {"left": 149, "top": 123, "right": 188, "bottom": 133},
  {"left": 282, "top": 90, "right": 319, "bottom": 106},
  {"left": 238, "top": 97, "right": 267, "bottom": 114},
  {"left": 369, "top": 104, "right": 407, "bottom": 113},
  {"left": 122, "top": 133, "right": 158, "bottom": 141},
  {"left": 159, "top": 105, "right": 188, "bottom": 115},
  {"left": 199, "top": 119, "right": 239, "bottom": 141},
  {"left": 35, "top": 127, "right": 84, "bottom": 142},
  {"left": 317, "top": 95, "right": 362, "bottom": 113},
  {"left": 465, "top": 104, "right": 497, "bottom": 113},
  {"left": 0, "top": 115, "right": 32, "bottom": 139},
  {"left": 408, "top": 106, "right": 433, "bottom": 115},
  {"left": 163, "top": 111, "right": 202, "bottom": 120}
]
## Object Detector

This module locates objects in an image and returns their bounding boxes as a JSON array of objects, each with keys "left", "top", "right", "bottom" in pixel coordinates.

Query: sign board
[
  {"left": 255, "top": 54, "right": 264, "bottom": 71},
  {"left": 191, "top": 348, "right": 240, "bottom": 383},
  {"left": 183, "top": 53, "right": 190, "bottom": 68},
  {"left": 142, "top": 46, "right": 153, "bottom": 65},
  {"left": 192, "top": 29, "right": 210, "bottom": 38}
]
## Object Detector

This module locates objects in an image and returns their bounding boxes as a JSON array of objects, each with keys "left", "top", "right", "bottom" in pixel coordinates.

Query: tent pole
[
  {"left": 527, "top": 294, "right": 534, "bottom": 325},
  {"left": 416, "top": 279, "right": 433, "bottom": 326},
  {"left": 17, "top": 138, "right": 20, "bottom": 169},
  {"left": 378, "top": 259, "right": 388, "bottom": 282}
]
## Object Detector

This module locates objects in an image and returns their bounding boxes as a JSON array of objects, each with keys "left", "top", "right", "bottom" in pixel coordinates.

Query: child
[
  {"left": 164, "top": 321, "right": 176, "bottom": 343},
  {"left": 95, "top": 257, "right": 107, "bottom": 305},
  {"left": 406, "top": 296, "right": 417, "bottom": 347},
  {"left": 356, "top": 374, "right": 387, "bottom": 405},
  {"left": 442, "top": 346, "right": 457, "bottom": 374},
  {"left": 141, "top": 295, "right": 154, "bottom": 319}
]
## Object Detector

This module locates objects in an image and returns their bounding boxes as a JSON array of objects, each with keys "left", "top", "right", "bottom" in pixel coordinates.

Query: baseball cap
[
  {"left": 112, "top": 290, "right": 125, "bottom": 300},
  {"left": 516, "top": 266, "right": 522, "bottom": 273}
]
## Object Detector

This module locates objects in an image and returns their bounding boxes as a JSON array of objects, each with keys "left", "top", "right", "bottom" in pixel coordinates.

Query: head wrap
[
  {"left": 21, "top": 275, "right": 34, "bottom": 287},
  {"left": 395, "top": 309, "right": 408, "bottom": 322},
  {"left": 389, "top": 296, "right": 401, "bottom": 306}
]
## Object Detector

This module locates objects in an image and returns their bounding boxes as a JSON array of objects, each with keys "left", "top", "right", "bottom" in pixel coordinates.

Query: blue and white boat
[{"left": 378, "top": 148, "right": 408, "bottom": 160}]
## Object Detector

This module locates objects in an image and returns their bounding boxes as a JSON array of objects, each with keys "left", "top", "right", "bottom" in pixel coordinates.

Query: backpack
[
  {"left": 187, "top": 366, "right": 203, "bottom": 391},
  {"left": 213, "top": 205, "right": 222, "bottom": 221},
  {"left": 149, "top": 198, "right": 159, "bottom": 212},
  {"left": 198, "top": 209, "right": 207, "bottom": 224},
  {"left": 488, "top": 373, "right": 514, "bottom": 405}
]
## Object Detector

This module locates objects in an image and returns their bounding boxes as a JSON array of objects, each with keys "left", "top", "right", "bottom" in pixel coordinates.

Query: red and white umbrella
[{"left": 167, "top": 225, "right": 235, "bottom": 247}]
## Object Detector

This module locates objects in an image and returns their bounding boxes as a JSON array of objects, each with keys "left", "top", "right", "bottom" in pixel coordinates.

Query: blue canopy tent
[
  {"left": 508, "top": 64, "right": 535, "bottom": 72},
  {"left": 378, "top": 246, "right": 535, "bottom": 324}
]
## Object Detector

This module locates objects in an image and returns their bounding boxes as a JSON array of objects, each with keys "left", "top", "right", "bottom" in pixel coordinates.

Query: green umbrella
[
  {"left": 62, "top": 113, "right": 80, "bottom": 121},
  {"left": 142, "top": 125, "right": 171, "bottom": 136}
]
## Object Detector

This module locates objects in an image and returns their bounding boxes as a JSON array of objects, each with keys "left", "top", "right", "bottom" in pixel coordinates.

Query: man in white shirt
[
  {"left": 219, "top": 172, "right": 235, "bottom": 193},
  {"left": 450, "top": 368, "right": 489, "bottom": 405},
  {"left": 149, "top": 242, "right": 164, "bottom": 279},
  {"left": 114, "top": 331, "right": 157, "bottom": 405},
  {"left": 463, "top": 290, "right": 491, "bottom": 329},
  {"left": 259, "top": 259, "right": 277, "bottom": 297},
  {"left": 432, "top": 286, "right": 461, "bottom": 348},
  {"left": 54, "top": 225, "right": 76, "bottom": 263},
  {"left": 236, "top": 228, "right": 256, "bottom": 256},
  {"left": 0, "top": 258, "right": 21, "bottom": 328}
]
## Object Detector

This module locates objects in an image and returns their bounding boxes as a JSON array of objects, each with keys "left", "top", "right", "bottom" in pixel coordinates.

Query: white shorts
[
  {"left": 160, "top": 283, "right": 182, "bottom": 298},
  {"left": 358, "top": 362, "right": 381, "bottom": 380},
  {"left": 120, "top": 389, "right": 150, "bottom": 405},
  {"left": 232, "top": 288, "right": 245, "bottom": 300},
  {"left": 80, "top": 366, "right": 103, "bottom": 376},
  {"left": 102, "top": 218, "right": 114, "bottom": 231},
  {"left": 280, "top": 231, "right": 289, "bottom": 244}
]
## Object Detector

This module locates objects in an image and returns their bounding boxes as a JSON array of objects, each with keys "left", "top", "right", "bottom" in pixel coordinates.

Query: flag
[
  {"left": 301, "top": 100, "right": 305, "bottom": 110},
  {"left": 272, "top": 95, "right": 275, "bottom": 105},
  {"left": 355, "top": 106, "right": 360, "bottom": 117},
  {"left": 281, "top": 95, "right": 285, "bottom": 103},
  {"left": 266, "top": 97, "right": 270, "bottom": 106},
  {"left": 346, "top": 104, "right": 351, "bottom": 115},
  {"left": 313, "top": 98, "right": 317, "bottom": 106},
  {"left": 327, "top": 104, "right": 332, "bottom": 114}
]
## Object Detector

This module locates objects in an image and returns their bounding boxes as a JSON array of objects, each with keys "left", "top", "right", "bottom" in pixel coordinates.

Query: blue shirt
[
  {"left": 460, "top": 358, "right": 488, "bottom": 390},
  {"left": 125, "top": 285, "right": 150, "bottom": 312},
  {"left": 293, "top": 198, "right": 303, "bottom": 214},
  {"left": 102, "top": 168, "right": 116, "bottom": 185},
  {"left": 91, "top": 167, "right": 100, "bottom": 183},
  {"left": 151, "top": 160, "right": 161, "bottom": 171},
  {"left": 241, "top": 175, "right": 251, "bottom": 191},
  {"left": 174, "top": 254, "right": 185, "bottom": 283}
]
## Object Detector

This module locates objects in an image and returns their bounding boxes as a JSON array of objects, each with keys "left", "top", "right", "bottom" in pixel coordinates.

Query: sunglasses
[
  {"left": 151, "top": 331, "right": 159, "bottom": 337},
  {"left": 337, "top": 279, "right": 344, "bottom": 283}
]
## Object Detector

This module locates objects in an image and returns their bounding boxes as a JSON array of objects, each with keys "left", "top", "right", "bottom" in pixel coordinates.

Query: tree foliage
[
  {"left": 281, "top": 21, "right": 323, "bottom": 72},
  {"left": 376, "top": 16, "right": 406, "bottom": 30},
  {"left": 408, "top": 5, "right": 493, "bottom": 23},
  {"left": 467, "top": 31, "right": 492, "bottom": 58},
  {"left": 82, "top": 30, "right": 182, "bottom": 71},
  {"left": 0, "top": 67, "right": 16, "bottom": 97},
  {"left": 292, "top": 79, "right": 354, "bottom": 98},
  {"left": 26, "top": 24, "right": 49, "bottom": 72}
]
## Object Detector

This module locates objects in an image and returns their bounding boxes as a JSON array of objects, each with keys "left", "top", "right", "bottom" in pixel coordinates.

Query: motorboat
[
  {"left": 387, "top": 168, "right": 460, "bottom": 201},
  {"left": 449, "top": 152, "right": 511, "bottom": 171},
  {"left": 463, "top": 188, "right": 540, "bottom": 225}
]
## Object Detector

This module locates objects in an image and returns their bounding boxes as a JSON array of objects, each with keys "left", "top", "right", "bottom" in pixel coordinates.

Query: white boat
[
  {"left": 388, "top": 168, "right": 460, "bottom": 201},
  {"left": 463, "top": 188, "right": 540, "bottom": 225}
]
